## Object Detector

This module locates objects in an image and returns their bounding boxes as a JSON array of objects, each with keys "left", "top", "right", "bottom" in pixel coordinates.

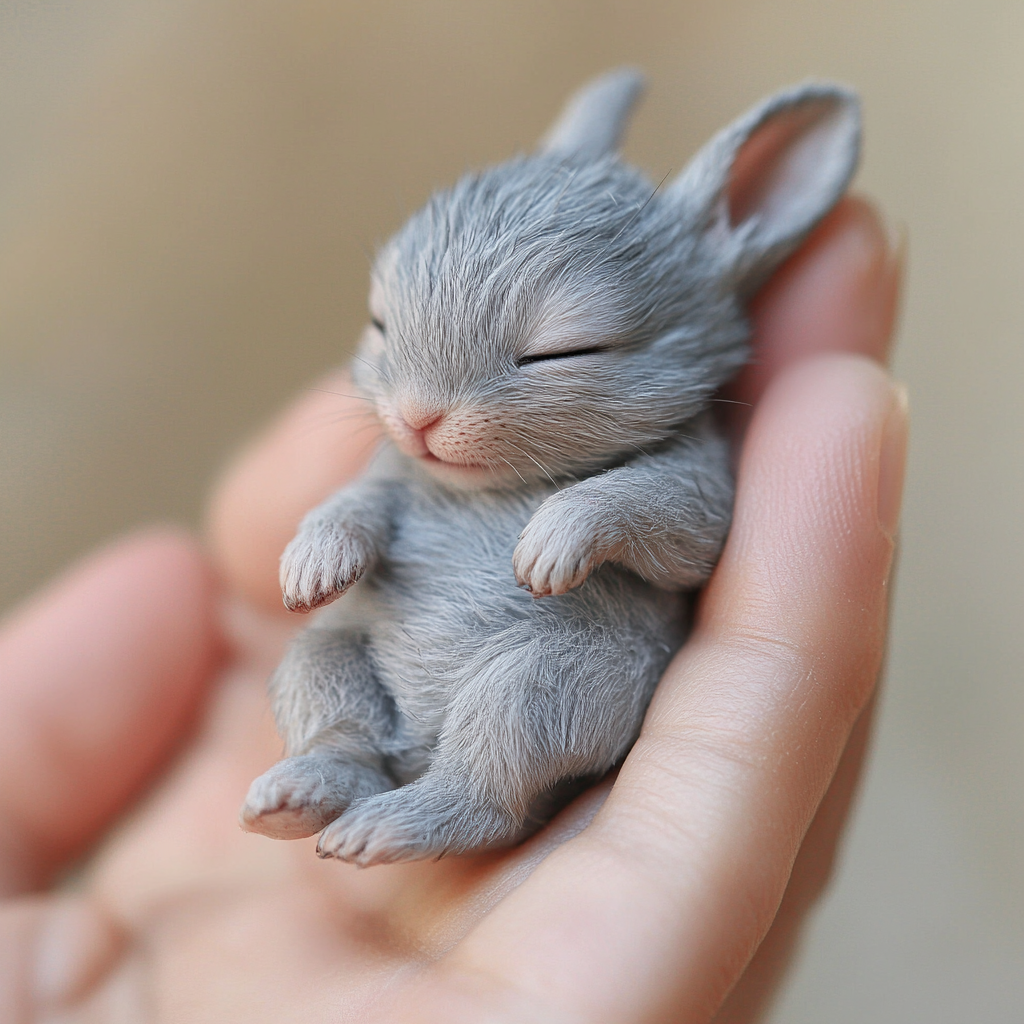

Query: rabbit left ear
[
  {"left": 539, "top": 67, "right": 646, "bottom": 161},
  {"left": 665, "top": 82, "right": 862, "bottom": 296}
]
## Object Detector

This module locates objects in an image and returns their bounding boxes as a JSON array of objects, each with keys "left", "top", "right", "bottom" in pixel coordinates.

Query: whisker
[
  {"left": 298, "top": 407, "right": 378, "bottom": 427},
  {"left": 504, "top": 439, "right": 561, "bottom": 489},
  {"left": 294, "top": 416, "right": 382, "bottom": 442},
  {"left": 350, "top": 354, "right": 389, "bottom": 385},
  {"left": 496, "top": 454, "right": 528, "bottom": 486},
  {"left": 547, "top": 166, "right": 580, "bottom": 221},
  {"left": 304, "top": 387, "right": 375, "bottom": 403},
  {"left": 314, "top": 413, "right": 380, "bottom": 431},
  {"left": 608, "top": 168, "right": 672, "bottom": 248}
]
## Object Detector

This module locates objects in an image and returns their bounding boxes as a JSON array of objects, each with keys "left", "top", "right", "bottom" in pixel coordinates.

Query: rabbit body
[
  {"left": 240, "top": 70, "right": 862, "bottom": 865},
  {"left": 258, "top": 419, "right": 731, "bottom": 864}
]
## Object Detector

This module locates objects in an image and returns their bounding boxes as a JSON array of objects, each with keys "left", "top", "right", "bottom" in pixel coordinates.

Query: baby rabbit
[{"left": 240, "top": 69, "right": 861, "bottom": 865}]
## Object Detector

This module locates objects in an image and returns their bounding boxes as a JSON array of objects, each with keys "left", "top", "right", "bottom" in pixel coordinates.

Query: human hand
[{"left": 0, "top": 195, "right": 904, "bottom": 1023}]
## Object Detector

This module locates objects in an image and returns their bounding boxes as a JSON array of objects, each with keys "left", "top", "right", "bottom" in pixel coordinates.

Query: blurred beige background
[{"left": 1, "top": 1, "right": 1022, "bottom": 1018}]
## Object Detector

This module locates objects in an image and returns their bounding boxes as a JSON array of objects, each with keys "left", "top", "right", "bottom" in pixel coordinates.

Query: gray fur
[
  {"left": 539, "top": 67, "right": 646, "bottom": 160},
  {"left": 240, "top": 72, "right": 861, "bottom": 865}
]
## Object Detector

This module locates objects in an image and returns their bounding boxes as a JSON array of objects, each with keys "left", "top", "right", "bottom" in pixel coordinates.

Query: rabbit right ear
[
  {"left": 665, "top": 82, "right": 861, "bottom": 296},
  {"left": 539, "top": 67, "right": 646, "bottom": 161}
]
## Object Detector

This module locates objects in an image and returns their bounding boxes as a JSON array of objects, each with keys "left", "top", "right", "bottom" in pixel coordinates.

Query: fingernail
[
  {"left": 884, "top": 214, "right": 908, "bottom": 309},
  {"left": 33, "top": 897, "right": 123, "bottom": 1011},
  {"left": 857, "top": 198, "right": 905, "bottom": 365},
  {"left": 883, "top": 211, "right": 908, "bottom": 264},
  {"left": 877, "top": 382, "right": 909, "bottom": 539}
]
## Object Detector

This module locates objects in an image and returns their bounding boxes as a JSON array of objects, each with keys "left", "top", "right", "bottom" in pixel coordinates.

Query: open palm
[{"left": 0, "top": 198, "right": 903, "bottom": 1024}]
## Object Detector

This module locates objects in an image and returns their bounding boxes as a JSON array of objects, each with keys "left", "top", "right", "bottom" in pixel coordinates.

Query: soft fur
[{"left": 240, "top": 69, "right": 861, "bottom": 865}]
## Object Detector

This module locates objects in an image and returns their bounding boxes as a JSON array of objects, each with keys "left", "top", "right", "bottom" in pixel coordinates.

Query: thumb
[
  {"left": 0, "top": 895, "right": 128, "bottom": 1022},
  {"left": 0, "top": 530, "right": 223, "bottom": 893}
]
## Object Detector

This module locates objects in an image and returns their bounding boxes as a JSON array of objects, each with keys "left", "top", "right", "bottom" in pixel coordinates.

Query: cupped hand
[{"left": 0, "top": 196, "right": 904, "bottom": 1024}]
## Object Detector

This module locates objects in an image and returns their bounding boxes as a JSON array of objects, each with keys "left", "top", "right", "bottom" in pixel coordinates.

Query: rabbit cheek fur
[{"left": 240, "top": 69, "right": 862, "bottom": 865}]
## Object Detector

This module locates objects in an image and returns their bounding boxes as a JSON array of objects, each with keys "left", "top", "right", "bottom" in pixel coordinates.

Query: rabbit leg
[
  {"left": 318, "top": 622, "right": 661, "bottom": 865},
  {"left": 241, "top": 628, "right": 399, "bottom": 839}
]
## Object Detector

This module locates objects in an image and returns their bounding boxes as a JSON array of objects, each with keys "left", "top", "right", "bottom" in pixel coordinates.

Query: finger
[
  {"left": 0, "top": 895, "right": 125, "bottom": 1022},
  {"left": 0, "top": 530, "right": 223, "bottom": 894},
  {"left": 407, "top": 354, "right": 908, "bottom": 1023},
  {"left": 206, "top": 372, "right": 381, "bottom": 614},
  {"left": 652, "top": 198, "right": 904, "bottom": 1021},
  {"left": 712, "top": 202, "right": 899, "bottom": 1002},
  {"left": 711, "top": 691, "right": 878, "bottom": 1024},
  {"left": 726, "top": 195, "right": 903, "bottom": 418}
]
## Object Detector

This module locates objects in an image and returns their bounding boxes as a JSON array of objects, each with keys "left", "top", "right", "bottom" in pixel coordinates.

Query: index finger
[{"left": 206, "top": 196, "right": 899, "bottom": 614}]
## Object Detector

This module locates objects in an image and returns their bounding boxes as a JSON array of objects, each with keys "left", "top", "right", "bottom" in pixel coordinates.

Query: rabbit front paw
[
  {"left": 280, "top": 522, "right": 373, "bottom": 612},
  {"left": 513, "top": 495, "right": 607, "bottom": 597}
]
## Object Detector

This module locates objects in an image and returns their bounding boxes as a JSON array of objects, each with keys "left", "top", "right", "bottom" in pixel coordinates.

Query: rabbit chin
[{"left": 415, "top": 449, "right": 525, "bottom": 490}]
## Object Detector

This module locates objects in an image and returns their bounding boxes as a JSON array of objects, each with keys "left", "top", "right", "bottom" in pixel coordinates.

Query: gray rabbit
[{"left": 240, "top": 70, "right": 861, "bottom": 865}]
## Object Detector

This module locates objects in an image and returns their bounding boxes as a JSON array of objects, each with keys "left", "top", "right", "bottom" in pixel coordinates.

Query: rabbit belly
[
  {"left": 265, "top": 479, "right": 687, "bottom": 858},
  {"left": 322, "top": 481, "right": 687, "bottom": 759}
]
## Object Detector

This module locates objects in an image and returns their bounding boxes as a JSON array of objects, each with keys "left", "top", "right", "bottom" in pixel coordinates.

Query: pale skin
[{"left": 0, "top": 196, "right": 903, "bottom": 1023}]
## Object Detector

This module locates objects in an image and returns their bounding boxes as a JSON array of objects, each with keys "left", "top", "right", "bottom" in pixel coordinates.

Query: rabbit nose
[{"left": 400, "top": 405, "right": 444, "bottom": 432}]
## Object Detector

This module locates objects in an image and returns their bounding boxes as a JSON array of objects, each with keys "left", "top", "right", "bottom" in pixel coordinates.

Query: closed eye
[
  {"left": 517, "top": 345, "right": 607, "bottom": 367},
  {"left": 370, "top": 317, "right": 385, "bottom": 334}
]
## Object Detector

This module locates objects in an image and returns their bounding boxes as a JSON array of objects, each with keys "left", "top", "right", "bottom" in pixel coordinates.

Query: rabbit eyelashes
[{"left": 241, "top": 70, "right": 861, "bottom": 865}]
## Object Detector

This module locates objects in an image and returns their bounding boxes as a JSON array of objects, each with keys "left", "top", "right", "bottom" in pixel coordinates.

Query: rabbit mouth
[{"left": 420, "top": 450, "right": 489, "bottom": 471}]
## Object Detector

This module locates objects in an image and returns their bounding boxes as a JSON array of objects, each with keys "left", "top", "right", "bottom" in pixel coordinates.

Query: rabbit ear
[
  {"left": 539, "top": 67, "right": 646, "bottom": 161},
  {"left": 665, "top": 82, "right": 861, "bottom": 296}
]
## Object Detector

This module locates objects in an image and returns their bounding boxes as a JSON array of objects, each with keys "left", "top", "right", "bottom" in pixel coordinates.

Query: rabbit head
[{"left": 354, "top": 69, "right": 861, "bottom": 488}]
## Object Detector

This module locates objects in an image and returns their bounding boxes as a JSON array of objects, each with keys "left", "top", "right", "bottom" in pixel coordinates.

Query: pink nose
[
  {"left": 400, "top": 406, "right": 443, "bottom": 433},
  {"left": 382, "top": 404, "right": 445, "bottom": 458}
]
